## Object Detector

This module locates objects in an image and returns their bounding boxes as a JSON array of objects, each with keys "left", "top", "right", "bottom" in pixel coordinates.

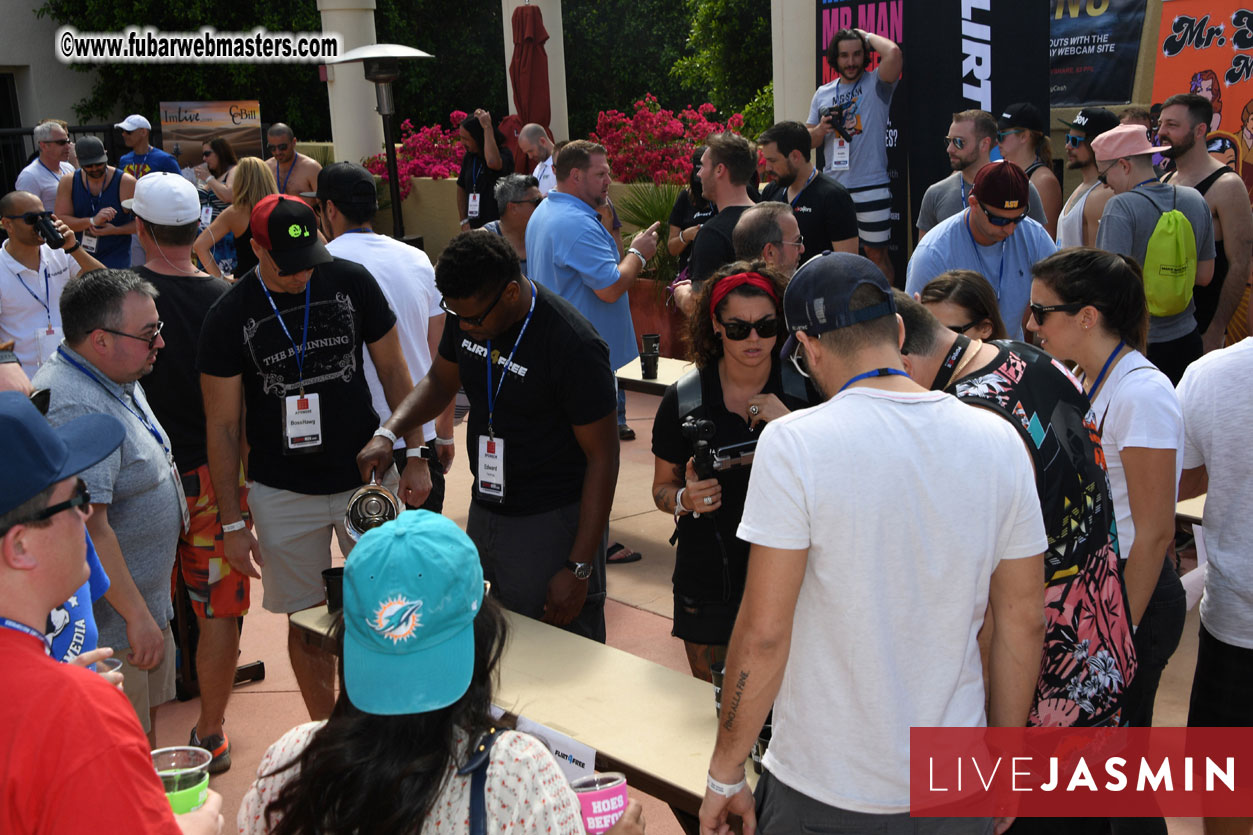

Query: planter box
[{"left": 372, "top": 177, "right": 461, "bottom": 264}]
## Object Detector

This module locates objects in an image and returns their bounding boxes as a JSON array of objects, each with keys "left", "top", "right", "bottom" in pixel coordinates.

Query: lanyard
[
  {"left": 470, "top": 157, "right": 482, "bottom": 194},
  {"left": 258, "top": 278, "right": 312, "bottom": 390},
  {"left": 790, "top": 168, "right": 817, "bottom": 208},
  {"left": 131, "top": 152, "right": 150, "bottom": 177},
  {"left": 837, "top": 367, "right": 909, "bottom": 395},
  {"left": 56, "top": 347, "right": 168, "bottom": 452},
  {"left": 0, "top": 617, "right": 51, "bottom": 655},
  {"left": 41, "top": 161, "right": 63, "bottom": 180},
  {"left": 965, "top": 211, "right": 1005, "bottom": 301},
  {"left": 929, "top": 334, "right": 973, "bottom": 392},
  {"left": 1134, "top": 178, "right": 1159, "bottom": 190},
  {"left": 960, "top": 176, "right": 970, "bottom": 205},
  {"left": 83, "top": 170, "right": 107, "bottom": 217},
  {"left": 277, "top": 161, "right": 294, "bottom": 194},
  {"left": 485, "top": 281, "right": 536, "bottom": 437},
  {"left": 1087, "top": 340, "right": 1126, "bottom": 400},
  {"left": 15, "top": 266, "right": 52, "bottom": 327},
  {"left": 342, "top": 228, "right": 370, "bottom": 234}
]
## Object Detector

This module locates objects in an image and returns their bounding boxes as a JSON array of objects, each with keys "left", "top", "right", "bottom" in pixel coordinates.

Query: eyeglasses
[
  {"left": 511, "top": 196, "right": 543, "bottom": 207},
  {"left": 41, "top": 138, "right": 71, "bottom": 146},
  {"left": 11, "top": 479, "right": 91, "bottom": 529},
  {"left": 100, "top": 320, "right": 164, "bottom": 348},
  {"left": 267, "top": 143, "right": 290, "bottom": 153},
  {"left": 949, "top": 321, "right": 981, "bottom": 334},
  {"left": 780, "top": 234, "right": 804, "bottom": 250},
  {"left": 441, "top": 281, "right": 512, "bottom": 327},
  {"left": 718, "top": 316, "right": 780, "bottom": 341},
  {"left": 944, "top": 136, "right": 967, "bottom": 150},
  {"left": 81, "top": 162, "right": 107, "bottom": 170},
  {"left": 1029, "top": 301, "right": 1086, "bottom": 325},
  {"left": 1064, "top": 134, "right": 1086, "bottom": 149},
  {"left": 997, "top": 129, "right": 1025, "bottom": 141},
  {"left": 788, "top": 338, "right": 811, "bottom": 379},
  {"left": 978, "top": 202, "right": 1030, "bottom": 227},
  {"left": 2, "top": 211, "right": 53, "bottom": 225},
  {"left": 1096, "top": 159, "right": 1122, "bottom": 186}
]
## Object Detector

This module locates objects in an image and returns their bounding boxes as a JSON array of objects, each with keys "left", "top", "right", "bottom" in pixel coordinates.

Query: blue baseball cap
[
  {"left": 0, "top": 392, "right": 124, "bottom": 516},
  {"left": 342, "top": 510, "right": 484, "bottom": 716}
]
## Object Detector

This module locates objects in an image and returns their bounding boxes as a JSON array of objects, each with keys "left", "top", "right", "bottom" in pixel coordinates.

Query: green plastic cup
[{"left": 151, "top": 746, "right": 211, "bottom": 813}]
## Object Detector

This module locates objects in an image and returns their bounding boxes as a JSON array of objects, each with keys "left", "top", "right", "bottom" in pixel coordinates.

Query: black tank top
[
  {"left": 1166, "top": 168, "right": 1229, "bottom": 332},
  {"left": 233, "top": 224, "right": 257, "bottom": 278}
]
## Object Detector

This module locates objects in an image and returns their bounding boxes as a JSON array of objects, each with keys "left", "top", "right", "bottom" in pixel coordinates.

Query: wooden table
[
  {"left": 616, "top": 356, "right": 692, "bottom": 397},
  {"left": 1176, "top": 493, "right": 1207, "bottom": 526},
  {"left": 290, "top": 606, "right": 750, "bottom": 832}
]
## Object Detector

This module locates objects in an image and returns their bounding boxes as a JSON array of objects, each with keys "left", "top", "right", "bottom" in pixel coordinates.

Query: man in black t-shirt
[
  {"left": 357, "top": 233, "right": 619, "bottom": 642},
  {"left": 127, "top": 172, "right": 244, "bottom": 772},
  {"left": 758, "top": 121, "right": 858, "bottom": 265},
  {"left": 198, "top": 194, "right": 416, "bottom": 720}
]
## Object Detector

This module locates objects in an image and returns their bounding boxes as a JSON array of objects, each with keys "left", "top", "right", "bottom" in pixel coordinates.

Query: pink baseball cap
[{"left": 1089, "top": 124, "right": 1169, "bottom": 162}]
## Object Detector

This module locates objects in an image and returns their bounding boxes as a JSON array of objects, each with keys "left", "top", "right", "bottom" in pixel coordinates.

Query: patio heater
[{"left": 328, "top": 43, "right": 432, "bottom": 239}]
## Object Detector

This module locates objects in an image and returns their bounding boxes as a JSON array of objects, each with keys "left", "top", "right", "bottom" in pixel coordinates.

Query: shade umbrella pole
[{"left": 375, "top": 80, "right": 404, "bottom": 239}]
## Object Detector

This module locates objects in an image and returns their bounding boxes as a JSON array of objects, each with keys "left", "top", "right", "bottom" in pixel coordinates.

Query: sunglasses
[
  {"left": 267, "top": 143, "right": 290, "bottom": 153},
  {"left": 202, "top": 150, "right": 212, "bottom": 158},
  {"left": 1029, "top": 301, "right": 1086, "bottom": 326},
  {"left": 718, "top": 316, "right": 780, "bottom": 341},
  {"left": 978, "top": 202, "right": 1030, "bottom": 227},
  {"left": 949, "top": 321, "right": 981, "bottom": 334},
  {"left": 120, "top": 129, "right": 135, "bottom": 135},
  {"left": 997, "top": 128, "right": 1025, "bottom": 141},
  {"left": 788, "top": 338, "right": 811, "bottom": 379},
  {"left": 15, "top": 479, "right": 91, "bottom": 528},
  {"left": 100, "top": 319, "right": 164, "bottom": 348},
  {"left": 511, "top": 196, "right": 543, "bottom": 207},
  {"left": 1096, "top": 159, "right": 1122, "bottom": 186},
  {"left": 1064, "top": 134, "right": 1086, "bottom": 149},
  {"left": 441, "top": 280, "right": 511, "bottom": 327},
  {"left": 42, "top": 138, "right": 71, "bottom": 146},
  {"left": 944, "top": 135, "right": 967, "bottom": 150},
  {"left": 2, "top": 211, "right": 53, "bottom": 225}
]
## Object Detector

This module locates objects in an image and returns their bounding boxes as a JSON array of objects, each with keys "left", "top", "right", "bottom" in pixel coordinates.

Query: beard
[
  {"left": 1066, "top": 157, "right": 1088, "bottom": 171},
  {"left": 775, "top": 169, "right": 797, "bottom": 188},
  {"left": 1160, "top": 132, "right": 1194, "bottom": 160}
]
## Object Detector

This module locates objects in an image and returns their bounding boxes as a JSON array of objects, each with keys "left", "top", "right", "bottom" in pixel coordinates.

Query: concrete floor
[{"left": 151, "top": 389, "right": 1206, "bottom": 833}]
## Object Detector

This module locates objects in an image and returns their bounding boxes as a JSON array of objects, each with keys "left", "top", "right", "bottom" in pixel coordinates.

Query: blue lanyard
[
  {"left": 965, "top": 211, "right": 1005, "bottom": 301},
  {"left": 41, "top": 161, "right": 63, "bottom": 180},
  {"left": 84, "top": 171, "right": 105, "bottom": 217},
  {"left": 1087, "top": 340, "right": 1126, "bottom": 399},
  {"left": 485, "top": 281, "right": 536, "bottom": 437},
  {"left": 837, "top": 367, "right": 909, "bottom": 394},
  {"left": 1134, "top": 178, "right": 1159, "bottom": 190},
  {"left": 277, "top": 161, "right": 294, "bottom": 194},
  {"left": 342, "top": 228, "right": 370, "bottom": 234},
  {"left": 131, "top": 152, "right": 150, "bottom": 177},
  {"left": 15, "top": 266, "right": 52, "bottom": 327},
  {"left": 257, "top": 278, "right": 312, "bottom": 389},
  {"left": 470, "top": 157, "right": 482, "bottom": 194},
  {"left": 790, "top": 168, "right": 817, "bottom": 208},
  {"left": 0, "top": 617, "right": 51, "bottom": 655},
  {"left": 56, "top": 347, "right": 168, "bottom": 452},
  {"left": 960, "top": 176, "right": 970, "bottom": 205}
]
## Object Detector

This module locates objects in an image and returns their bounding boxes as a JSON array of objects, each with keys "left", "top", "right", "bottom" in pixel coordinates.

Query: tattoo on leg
[{"left": 721, "top": 670, "right": 749, "bottom": 732}]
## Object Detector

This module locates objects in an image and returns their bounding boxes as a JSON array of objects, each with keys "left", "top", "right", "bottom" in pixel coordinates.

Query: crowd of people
[{"left": 2, "top": 23, "right": 1252, "bottom": 835}]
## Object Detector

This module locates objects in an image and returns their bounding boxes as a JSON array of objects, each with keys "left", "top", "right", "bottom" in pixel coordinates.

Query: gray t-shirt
[
  {"left": 808, "top": 67, "right": 898, "bottom": 190},
  {"left": 31, "top": 346, "right": 183, "bottom": 651},
  {"left": 916, "top": 172, "right": 1048, "bottom": 234},
  {"left": 1096, "top": 182, "right": 1216, "bottom": 343}
]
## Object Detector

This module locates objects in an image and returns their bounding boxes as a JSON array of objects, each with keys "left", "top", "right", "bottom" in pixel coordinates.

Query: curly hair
[{"left": 686, "top": 260, "right": 788, "bottom": 368}]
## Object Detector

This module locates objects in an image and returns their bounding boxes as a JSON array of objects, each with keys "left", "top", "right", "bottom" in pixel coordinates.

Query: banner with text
[
  {"left": 159, "top": 100, "right": 263, "bottom": 170},
  {"left": 1050, "top": 0, "right": 1147, "bottom": 106}
]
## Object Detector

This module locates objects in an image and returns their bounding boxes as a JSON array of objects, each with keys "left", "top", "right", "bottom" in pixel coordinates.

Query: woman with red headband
[{"left": 650, "top": 261, "right": 816, "bottom": 681}]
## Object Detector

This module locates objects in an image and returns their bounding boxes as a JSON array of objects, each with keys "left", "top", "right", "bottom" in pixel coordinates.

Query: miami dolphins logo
[{"left": 368, "top": 596, "right": 424, "bottom": 643}]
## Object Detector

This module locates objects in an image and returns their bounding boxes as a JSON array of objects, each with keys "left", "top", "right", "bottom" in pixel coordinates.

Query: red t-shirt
[{"left": 0, "top": 628, "right": 182, "bottom": 834}]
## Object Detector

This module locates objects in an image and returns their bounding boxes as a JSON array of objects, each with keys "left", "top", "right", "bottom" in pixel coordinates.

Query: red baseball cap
[{"left": 250, "top": 194, "right": 333, "bottom": 275}]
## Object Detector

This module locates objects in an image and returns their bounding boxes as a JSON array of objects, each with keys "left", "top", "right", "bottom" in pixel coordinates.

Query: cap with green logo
[{"left": 249, "top": 193, "right": 333, "bottom": 276}]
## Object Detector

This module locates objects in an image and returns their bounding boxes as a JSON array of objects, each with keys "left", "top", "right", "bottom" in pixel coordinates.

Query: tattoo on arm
[
  {"left": 721, "top": 670, "right": 750, "bottom": 732},
  {"left": 654, "top": 486, "right": 670, "bottom": 511}
]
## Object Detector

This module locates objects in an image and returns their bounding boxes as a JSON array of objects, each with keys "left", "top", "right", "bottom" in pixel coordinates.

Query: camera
[
  {"left": 680, "top": 417, "right": 757, "bottom": 480},
  {"left": 819, "top": 104, "right": 853, "bottom": 142},
  {"left": 33, "top": 214, "right": 64, "bottom": 250}
]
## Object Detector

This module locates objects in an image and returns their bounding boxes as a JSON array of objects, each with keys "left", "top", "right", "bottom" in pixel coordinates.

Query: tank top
[
  {"left": 233, "top": 223, "right": 257, "bottom": 278},
  {"left": 70, "top": 169, "right": 130, "bottom": 268},
  {"left": 1056, "top": 180, "right": 1101, "bottom": 249},
  {"left": 1165, "top": 167, "right": 1229, "bottom": 332}
]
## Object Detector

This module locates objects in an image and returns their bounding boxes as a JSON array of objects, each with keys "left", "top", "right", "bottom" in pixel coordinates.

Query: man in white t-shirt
[
  {"left": 517, "top": 123, "right": 557, "bottom": 196},
  {"left": 312, "top": 162, "right": 455, "bottom": 510},
  {"left": 699, "top": 252, "right": 1046, "bottom": 834},
  {"left": 1177, "top": 339, "right": 1253, "bottom": 745},
  {"left": 14, "top": 121, "right": 76, "bottom": 211}
]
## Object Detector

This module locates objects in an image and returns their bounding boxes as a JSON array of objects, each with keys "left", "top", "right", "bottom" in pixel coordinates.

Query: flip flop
[{"left": 606, "top": 542, "right": 643, "bottom": 564}]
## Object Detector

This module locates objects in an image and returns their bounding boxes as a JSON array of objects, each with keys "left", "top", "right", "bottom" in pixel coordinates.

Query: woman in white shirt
[{"left": 1027, "top": 248, "right": 1187, "bottom": 740}]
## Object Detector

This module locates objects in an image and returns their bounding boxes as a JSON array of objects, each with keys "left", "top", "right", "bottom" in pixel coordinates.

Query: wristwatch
[{"left": 565, "top": 560, "right": 593, "bottom": 580}]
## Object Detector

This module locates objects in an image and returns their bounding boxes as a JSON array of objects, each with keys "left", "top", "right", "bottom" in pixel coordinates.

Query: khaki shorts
[{"left": 119, "top": 626, "right": 177, "bottom": 733}]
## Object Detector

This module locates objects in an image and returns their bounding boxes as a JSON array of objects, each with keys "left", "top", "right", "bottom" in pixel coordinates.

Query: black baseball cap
[
  {"left": 250, "top": 194, "right": 334, "bottom": 275},
  {"left": 302, "top": 161, "right": 378, "bottom": 211},
  {"left": 999, "top": 102, "right": 1045, "bottom": 134},
  {"left": 1060, "top": 107, "right": 1119, "bottom": 142},
  {"left": 783, "top": 252, "right": 895, "bottom": 347}
]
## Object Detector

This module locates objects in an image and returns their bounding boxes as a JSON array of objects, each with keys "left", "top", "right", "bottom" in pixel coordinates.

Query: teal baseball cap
[{"left": 342, "top": 510, "right": 485, "bottom": 716}]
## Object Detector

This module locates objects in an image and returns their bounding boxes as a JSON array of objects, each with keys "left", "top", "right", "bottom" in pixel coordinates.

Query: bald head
[{"left": 518, "top": 123, "right": 553, "bottom": 164}]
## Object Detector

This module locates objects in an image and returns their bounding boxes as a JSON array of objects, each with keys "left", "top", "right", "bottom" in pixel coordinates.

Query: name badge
[
  {"left": 80, "top": 232, "right": 99, "bottom": 254},
  {"left": 33, "top": 326, "right": 63, "bottom": 366},
  {"left": 200, "top": 204, "right": 214, "bottom": 228},
  {"left": 477, "top": 434, "right": 505, "bottom": 502},
  {"left": 830, "top": 138, "right": 850, "bottom": 171},
  {"left": 468, "top": 192, "right": 481, "bottom": 218},
  {"left": 283, "top": 392, "right": 323, "bottom": 454}
]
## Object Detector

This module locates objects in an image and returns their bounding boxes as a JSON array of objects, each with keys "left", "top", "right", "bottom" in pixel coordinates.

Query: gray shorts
[
  {"left": 466, "top": 500, "right": 607, "bottom": 642},
  {"left": 119, "top": 626, "right": 177, "bottom": 733}
]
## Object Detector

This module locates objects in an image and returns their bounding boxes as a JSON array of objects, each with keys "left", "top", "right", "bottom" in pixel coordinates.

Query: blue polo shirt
[{"left": 525, "top": 191, "right": 638, "bottom": 370}]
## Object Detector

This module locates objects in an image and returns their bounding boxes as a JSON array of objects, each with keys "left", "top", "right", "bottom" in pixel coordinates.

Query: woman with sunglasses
[
  {"left": 997, "top": 103, "right": 1062, "bottom": 240},
  {"left": 919, "top": 269, "right": 1007, "bottom": 340},
  {"left": 193, "top": 157, "right": 276, "bottom": 281},
  {"left": 194, "top": 138, "right": 240, "bottom": 274},
  {"left": 650, "top": 262, "right": 815, "bottom": 681},
  {"left": 1028, "top": 248, "right": 1187, "bottom": 736}
]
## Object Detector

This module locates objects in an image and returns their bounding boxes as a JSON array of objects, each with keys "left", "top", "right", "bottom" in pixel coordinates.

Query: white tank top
[{"left": 1057, "top": 181, "right": 1100, "bottom": 248}]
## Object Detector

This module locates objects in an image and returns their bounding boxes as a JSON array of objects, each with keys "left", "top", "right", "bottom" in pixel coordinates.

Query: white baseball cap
[
  {"left": 114, "top": 114, "right": 152, "bottom": 131},
  {"left": 122, "top": 172, "right": 200, "bottom": 225}
]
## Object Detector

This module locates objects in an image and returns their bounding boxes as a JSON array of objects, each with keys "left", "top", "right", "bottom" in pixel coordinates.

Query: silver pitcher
[{"left": 344, "top": 479, "right": 401, "bottom": 542}]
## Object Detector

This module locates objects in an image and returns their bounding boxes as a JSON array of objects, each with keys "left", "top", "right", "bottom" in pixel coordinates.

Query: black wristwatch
[{"left": 565, "top": 560, "right": 593, "bottom": 580}]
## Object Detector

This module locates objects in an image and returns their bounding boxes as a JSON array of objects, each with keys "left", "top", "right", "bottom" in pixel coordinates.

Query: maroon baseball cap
[
  {"left": 972, "top": 160, "right": 1030, "bottom": 212},
  {"left": 250, "top": 194, "right": 333, "bottom": 275}
]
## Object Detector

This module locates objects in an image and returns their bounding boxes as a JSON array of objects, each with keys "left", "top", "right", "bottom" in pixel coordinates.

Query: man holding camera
[
  {"left": 0, "top": 190, "right": 104, "bottom": 386},
  {"left": 807, "top": 28, "right": 902, "bottom": 284}
]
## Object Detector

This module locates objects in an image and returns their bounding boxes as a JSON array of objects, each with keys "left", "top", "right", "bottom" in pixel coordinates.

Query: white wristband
[
  {"left": 433, "top": 436, "right": 456, "bottom": 446},
  {"left": 373, "top": 426, "right": 398, "bottom": 444},
  {"left": 674, "top": 487, "right": 690, "bottom": 523},
  {"left": 706, "top": 772, "right": 747, "bottom": 797},
  {"left": 627, "top": 247, "right": 647, "bottom": 268},
  {"left": 221, "top": 520, "right": 247, "bottom": 533}
]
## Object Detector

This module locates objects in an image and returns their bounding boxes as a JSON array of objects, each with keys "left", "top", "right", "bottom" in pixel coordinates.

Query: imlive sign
[{"left": 961, "top": 0, "right": 993, "bottom": 110}]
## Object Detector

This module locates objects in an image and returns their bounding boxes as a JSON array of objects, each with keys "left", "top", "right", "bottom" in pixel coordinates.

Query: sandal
[{"left": 606, "top": 542, "right": 643, "bottom": 564}]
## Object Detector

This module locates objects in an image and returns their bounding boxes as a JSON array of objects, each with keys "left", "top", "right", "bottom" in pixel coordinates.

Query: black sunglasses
[
  {"left": 788, "top": 338, "right": 811, "bottom": 379},
  {"left": 42, "top": 138, "right": 71, "bottom": 146},
  {"left": 202, "top": 150, "right": 212, "bottom": 158},
  {"left": 16, "top": 478, "right": 91, "bottom": 528},
  {"left": 1029, "top": 301, "right": 1086, "bottom": 326},
  {"left": 442, "top": 281, "right": 512, "bottom": 327},
  {"left": 944, "top": 135, "right": 967, "bottom": 150},
  {"left": 2, "top": 211, "right": 53, "bottom": 225},
  {"left": 511, "top": 196, "right": 543, "bottom": 207},
  {"left": 978, "top": 202, "right": 1030, "bottom": 227},
  {"left": 949, "top": 321, "right": 981, "bottom": 334},
  {"left": 100, "top": 320, "right": 164, "bottom": 348},
  {"left": 1064, "top": 134, "right": 1086, "bottom": 149},
  {"left": 267, "top": 142, "right": 290, "bottom": 153},
  {"left": 718, "top": 316, "right": 780, "bottom": 341}
]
